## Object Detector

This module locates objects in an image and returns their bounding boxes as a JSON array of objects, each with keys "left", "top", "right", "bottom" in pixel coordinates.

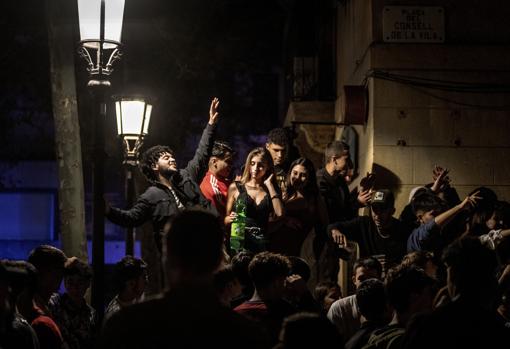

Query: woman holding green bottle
[{"left": 225, "top": 147, "right": 284, "bottom": 253}]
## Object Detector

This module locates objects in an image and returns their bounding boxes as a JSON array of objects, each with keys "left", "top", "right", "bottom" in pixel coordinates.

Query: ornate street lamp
[
  {"left": 114, "top": 96, "right": 152, "bottom": 255},
  {"left": 77, "top": 0, "right": 125, "bottom": 86},
  {"left": 114, "top": 97, "right": 153, "bottom": 165},
  {"left": 76, "top": 0, "right": 125, "bottom": 320}
]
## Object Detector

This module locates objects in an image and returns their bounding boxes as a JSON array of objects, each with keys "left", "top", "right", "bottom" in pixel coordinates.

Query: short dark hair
[
  {"left": 267, "top": 128, "right": 289, "bottom": 147},
  {"left": 353, "top": 257, "right": 383, "bottom": 277},
  {"left": 411, "top": 192, "right": 446, "bottom": 215},
  {"left": 469, "top": 186, "right": 498, "bottom": 212},
  {"left": 231, "top": 250, "right": 255, "bottom": 287},
  {"left": 112, "top": 256, "right": 147, "bottom": 293},
  {"left": 248, "top": 252, "right": 290, "bottom": 290},
  {"left": 164, "top": 210, "right": 224, "bottom": 275},
  {"left": 0, "top": 260, "right": 37, "bottom": 298},
  {"left": 442, "top": 237, "right": 498, "bottom": 296},
  {"left": 65, "top": 259, "right": 92, "bottom": 280},
  {"left": 28, "top": 245, "right": 67, "bottom": 272},
  {"left": 401, "top": 251, "right": 436, "bottom": 270},
  {"left": 356, "top": 278, "right": 387, "bottom": 320},
  {"left": 324, "top": 141, "right": 349, "bottom": 164},
  {"left": 211, "top": 141, "right": 234, "bottom": 159},
  {"left": 139, "top": 145, "right": 174, "bottom": 182},
  {"left": 385, "top": 264, "right": 436, "bottom": 312},
  {"left": 213, "top": 265, "right": 238, "bottom": 293}
]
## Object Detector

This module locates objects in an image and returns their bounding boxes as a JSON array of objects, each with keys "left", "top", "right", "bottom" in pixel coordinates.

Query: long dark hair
[{"left": 285, "top": 157, "right": 318, "bottom": 200}]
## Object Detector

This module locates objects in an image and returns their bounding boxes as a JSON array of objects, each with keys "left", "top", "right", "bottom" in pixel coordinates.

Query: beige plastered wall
[{"left": 336, "top": 0, "right": 510, "bottom": 215}]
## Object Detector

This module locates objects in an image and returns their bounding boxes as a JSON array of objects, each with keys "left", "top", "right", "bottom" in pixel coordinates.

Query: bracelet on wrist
[{"left": 271, "top": 194, "right": 281, "bottom": 200}]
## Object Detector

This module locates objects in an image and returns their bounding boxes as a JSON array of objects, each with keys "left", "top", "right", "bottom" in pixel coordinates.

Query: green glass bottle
[{"left": 230, "top": 198, "right": 246, "bottom": 253}]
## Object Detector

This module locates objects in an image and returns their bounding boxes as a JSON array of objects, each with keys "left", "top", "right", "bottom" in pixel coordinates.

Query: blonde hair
[{"left": 240, "top": 147, "right": 274, "bottom": 184}]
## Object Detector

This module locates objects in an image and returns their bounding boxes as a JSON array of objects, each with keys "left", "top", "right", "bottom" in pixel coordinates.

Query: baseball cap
[{"left": 370, "top": 189, "right": 395, "bottom": 209}]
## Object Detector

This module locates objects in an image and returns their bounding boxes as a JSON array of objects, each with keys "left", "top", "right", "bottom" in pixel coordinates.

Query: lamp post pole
[
  {"left": 91, "top": 88, "right": 106, "bottom": 319},
  {"left": 77, "top": 0, "right": 125, "bottom": 320},
  {"left": 125, "top": 163, "right": 135, "bottom": 255},
  {"left": 113, "top": 96, "right": 153, "bottom": 257}
]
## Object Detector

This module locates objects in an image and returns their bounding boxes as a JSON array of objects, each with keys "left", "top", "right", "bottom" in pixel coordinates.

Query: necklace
[
  {"left": 245, "top": 184, "right": 260, "bottom": 189},
  {"left": 375, "top": 225, "right": 390, "bottom": 239}
]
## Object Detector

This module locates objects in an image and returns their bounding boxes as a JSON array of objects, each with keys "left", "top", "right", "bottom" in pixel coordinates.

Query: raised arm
[
  {"left": 183, "top": 97, "right": 220, "bottom": 182},
  {"left": 434, "top": 191, "right": 480, "bottom": 227}
]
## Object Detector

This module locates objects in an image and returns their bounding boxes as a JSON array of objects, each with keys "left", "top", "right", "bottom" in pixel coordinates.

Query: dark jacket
[
  {"left": 100, "top": 286, "right": 270, "bottom": 349},
  {"left": 107, "top": 123, "right": 217, "bottom": 251},
  {"left": 316, "top": 168, "right": 358, "bottom": 223},
  {"left": 328, "top": 216, "right": 408, "bottom": 268}
]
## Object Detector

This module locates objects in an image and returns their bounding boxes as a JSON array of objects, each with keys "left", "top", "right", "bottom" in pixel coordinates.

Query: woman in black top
[{"left": 225, "top": 147, "right": 284, "bottom": 252}]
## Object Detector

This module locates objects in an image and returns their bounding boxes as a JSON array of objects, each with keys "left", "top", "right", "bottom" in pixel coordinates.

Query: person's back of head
[
  {"left": 1, "top": 260, "right": 36, "bottom": 298},
  {"left": 28, "top": 245, "right": 67, "bottom": 273},
  {"left": 231, "top": 250, "right": 255, "bottom": 288},
  {"left": 401, "top": 251, "right": 438, "bottom": 279},
  {"left": 442, "top": 237, "right": 498, "bottom": 303},
  {"left": 248, "top": 252, "right": 290, "bottom": 298},
  {"left": 1, "top": 260, "right": 37, "bottom": 320},
  {"left": 27, "top": 245, "right": 67, "bottom": 297},
  {"left": 213, "top": 265, "right": 241, "bottom": 307},
  {"left": 164, "top": 209, "right": 224, "bottom": 280},
  {"left": 139, "top": 145, "right": 174, "bottom": 182},
  {"left": 275, "top": 312, "right": 342, "bottom": 349},
  {"left": 385, "top": 265, "right": 436, "bottom": 319},
  {"left": 356, "top": 278, "right": 389, "bottom": 322}
]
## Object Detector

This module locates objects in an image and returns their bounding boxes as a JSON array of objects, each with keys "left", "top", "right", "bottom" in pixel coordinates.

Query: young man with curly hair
[{"left": 106, "top": 98, "right": 221, "bottom": 253}]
